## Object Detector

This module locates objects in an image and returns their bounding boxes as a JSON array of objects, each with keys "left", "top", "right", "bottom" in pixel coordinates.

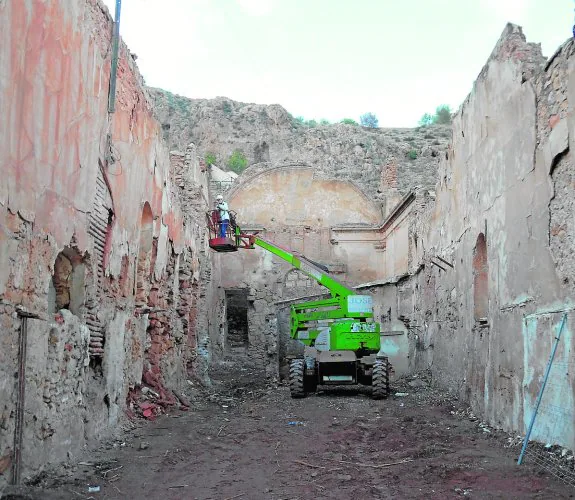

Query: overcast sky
[{"left": 101, "top": 0, "right": 571, "bottom": 127}]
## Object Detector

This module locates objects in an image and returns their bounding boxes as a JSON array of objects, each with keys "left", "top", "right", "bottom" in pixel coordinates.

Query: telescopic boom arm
[{"left": 248, "top": 236, "right": 354, "bottom": 298}]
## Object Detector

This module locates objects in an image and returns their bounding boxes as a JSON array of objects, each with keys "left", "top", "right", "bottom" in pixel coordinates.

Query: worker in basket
[{"left": 215, "top": 194, "right": 230, "bottom": 238}]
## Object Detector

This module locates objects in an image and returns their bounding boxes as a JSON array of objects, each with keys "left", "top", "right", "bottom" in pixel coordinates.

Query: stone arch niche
[
  {"left": 135, "top": 202, "right": 154, "bottom": 307},
  {"left": 49, "top": 247, "right": 86, "bottom": 316},
  {"left": 473, "top": 233, "right": 488, "bottom": 321},
  {"left": 219, "top": 165, "right": 384, "bottom": 378}
]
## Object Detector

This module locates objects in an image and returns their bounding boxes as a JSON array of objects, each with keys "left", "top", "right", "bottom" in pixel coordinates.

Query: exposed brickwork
[
  {"left": 0, "top": 0, "right": 211, "bottom": 479},
  {"left": 380, "top": 158, "right": 398, "bottom": 190}
]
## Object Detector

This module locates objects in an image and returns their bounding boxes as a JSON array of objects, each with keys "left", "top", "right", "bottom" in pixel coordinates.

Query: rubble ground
[{"left": 13, "top": 372, "right": 575, "bottom": 499}]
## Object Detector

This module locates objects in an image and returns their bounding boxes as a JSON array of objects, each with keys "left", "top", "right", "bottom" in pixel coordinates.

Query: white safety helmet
[{"left": 216, "top": 194, "right": 223, "bottom": 201}]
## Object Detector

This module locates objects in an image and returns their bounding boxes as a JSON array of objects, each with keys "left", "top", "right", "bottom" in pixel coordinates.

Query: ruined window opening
[
  {"left": 135, "top": 202, "right": 154, "bottom": 306},
  {"left": 225, "top": 289, "right": 249, "bottom": 349},
  {"left": 473, "top": 233, "right": 488, "bottom": 322},
  {"left": 49, "top": 247, "right": 85, "bottom": 316}
]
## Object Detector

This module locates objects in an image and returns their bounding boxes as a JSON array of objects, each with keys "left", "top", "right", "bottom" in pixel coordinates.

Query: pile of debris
[{"left": 126, "top": 377, "right": 192, "bottom": 421}]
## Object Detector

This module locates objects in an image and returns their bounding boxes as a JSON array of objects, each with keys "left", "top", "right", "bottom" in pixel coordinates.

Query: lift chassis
[{"left": 207, "top": 210, "right": 391, "bottom": 399}]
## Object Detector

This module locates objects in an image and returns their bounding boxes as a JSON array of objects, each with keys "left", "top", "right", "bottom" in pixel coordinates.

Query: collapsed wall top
[{"left": 484, "top": 23, "right": 546, "bottom": 83}]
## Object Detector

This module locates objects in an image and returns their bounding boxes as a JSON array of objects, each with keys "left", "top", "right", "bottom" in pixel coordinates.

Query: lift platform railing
[{"left": 206, "top": 210, "right": 263, "bottom": 250}]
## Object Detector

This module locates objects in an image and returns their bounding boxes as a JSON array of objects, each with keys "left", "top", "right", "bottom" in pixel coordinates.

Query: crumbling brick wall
[
  {"left": 170, "top": 145, "right": 213, "bottom": 385},
  {"left": 0, "top": 0, "right": 210, "bottom": 479},
  {"left": 542, "top": 43, "right": 575, "bottom": 295}
]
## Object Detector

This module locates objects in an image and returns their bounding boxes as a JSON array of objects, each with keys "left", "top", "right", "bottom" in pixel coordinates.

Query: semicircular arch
[{"left": 227, "top": 165, "right": 382, "bottom": 227}]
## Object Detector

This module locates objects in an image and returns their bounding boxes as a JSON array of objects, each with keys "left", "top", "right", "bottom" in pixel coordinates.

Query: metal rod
[
  {"left": 11, "top": 316, "right": 28, "bottom": 485},
  {"left": 10, "top": 308, "right": 41, "bottom": 485},
  {"left": 436, "top": 256, "right": 454, "bottom": 268},
  {"left": 430, "top": 259, "right": 446, "bottom": 272},
  {"left": 108, "top": 0, "right": 122, "bottom": 113},
  {"left": 518, "top": 313, "right": 568, "bottom": 465}
]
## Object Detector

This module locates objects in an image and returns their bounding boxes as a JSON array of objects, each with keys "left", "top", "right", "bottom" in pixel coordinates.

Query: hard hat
[{"left": 216, "top": 194, "right": 223, "bottom": 201}]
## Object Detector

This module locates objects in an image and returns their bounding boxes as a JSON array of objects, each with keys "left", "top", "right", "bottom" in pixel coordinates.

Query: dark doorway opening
[{"left": 225, "top": 289, "right": 249, "bottom": 349}]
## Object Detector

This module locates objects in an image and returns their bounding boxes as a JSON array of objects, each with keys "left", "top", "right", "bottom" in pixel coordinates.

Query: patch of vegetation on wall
[{"left": 227, "top": 150, "right": 248, "bottom": 174}]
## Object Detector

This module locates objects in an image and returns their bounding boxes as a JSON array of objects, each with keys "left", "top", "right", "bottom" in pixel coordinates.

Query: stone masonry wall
[
  {"left": 0, "top": 0, "right": 210, "bottom": 480},
  {"left": 394, "top": 24, "right": 575, "bottom": 449},
  {"left": 169, "top": 144, "right": 213, "bottom": 386}
]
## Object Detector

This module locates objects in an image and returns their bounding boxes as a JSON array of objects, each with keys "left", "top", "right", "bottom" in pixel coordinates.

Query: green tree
[
  {"left": 227, "top": 150, "right": 248, "bottom": 174},
  {"left": 360, "top": 112, "right": 379, "bottom": 128},
  {"left": 418, "top": 105, "right": 453, "bottom": 126},
  {"left": 408, "top": 150, "right": 418, "bottom": 160},
  {"left": 418, "top": 113, "right": 434, "bottom": 126},
  {"left": 341, "top": 118, "right": 358, "bottom": 125},
  {"left": 294, "top": 116, "right": 305, "bottom": 124},
  {"left": 319, "top": 119, "right": 330, "bottom": 126},
  {"left": 205, "top": 153, "right": 216, "bottom": 166},
  {"left": 305, "top": 119, "right": 317, "bottom": 127},
  {"left": 434, "top": 105, "right": 452, "bottom": 124}
]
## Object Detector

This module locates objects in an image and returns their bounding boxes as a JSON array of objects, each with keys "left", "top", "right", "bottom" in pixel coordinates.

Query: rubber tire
[
  {"left": 372, "top": 357, "right": 390, "bottom": 400},
  {"left": 289, "top": 359, "right": 306, "bottom": 398},
  {"left": 304, "top": 357, "right": 317, "bottom": 394}
]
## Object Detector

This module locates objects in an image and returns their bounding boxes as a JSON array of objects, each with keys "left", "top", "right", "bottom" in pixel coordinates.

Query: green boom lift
[{"left": 207, "top": 210, "right": 391, "bottom": 399}]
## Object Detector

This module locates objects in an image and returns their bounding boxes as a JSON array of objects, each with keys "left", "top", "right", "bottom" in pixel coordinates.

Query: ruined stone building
[
  {"left": 213, "top": 166, "right": 385, "bottom": 378},
  {"left": 415, "top": 25, "right": 574, "bottom": 451},
  {"left": 160, "top": 23, "right": 575, "bottom": 456},
  {"left": 1, "top": 0, "right": 574, "bottom": 485},
  {"left": 364, "top": 25, "right": 575, "bottom": 453}
]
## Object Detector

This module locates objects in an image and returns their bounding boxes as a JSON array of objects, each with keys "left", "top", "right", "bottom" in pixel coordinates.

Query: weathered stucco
[
  {"left": 380, "top": 25, "right": 575, "bottom": 449},
  {"left": 228, "top": 166, "right": 382, "bottom": 227},
  {"left": 4, "top": 1, "right": 575, "bottom": 481},
  {"left": 0, "top": 0, "right": 210, "bottom": 480}
]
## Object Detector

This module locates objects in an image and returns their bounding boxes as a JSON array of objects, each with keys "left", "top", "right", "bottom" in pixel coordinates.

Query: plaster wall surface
[
  {"left": 399, "top": 25, "right": 575, "bottom": 448},
  {"left": 381, "top": 207, "right": 412, "bottom": 279},
  {"left": 0, "top": 0, "right": 210, "bottom": 479},
  {"left": 229, "top": 166, "right": 382, "bottom": 228},
  {"left": 357, "top": 284, "right": 411, "bottom": 377}
]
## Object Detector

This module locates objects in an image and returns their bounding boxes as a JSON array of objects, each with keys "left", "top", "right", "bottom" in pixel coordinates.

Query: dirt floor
[{"left": 5, "top": 370, "right": 575, "bottom": 500}]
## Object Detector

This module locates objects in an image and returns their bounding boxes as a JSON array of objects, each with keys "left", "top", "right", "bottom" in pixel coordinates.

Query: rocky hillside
[{"left": 149, "top": 88, "right": 451, "bottom": 200}]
